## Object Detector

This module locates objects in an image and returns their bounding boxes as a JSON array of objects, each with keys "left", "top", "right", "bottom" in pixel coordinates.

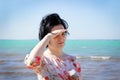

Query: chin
[{"left": 57, "top": 44, "right": 65, "bottom": 48}]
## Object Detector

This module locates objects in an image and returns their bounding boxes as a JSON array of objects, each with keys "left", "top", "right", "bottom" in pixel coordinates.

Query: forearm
[{"left": 29, "top": 33, "right": 52, "bottom": 59}]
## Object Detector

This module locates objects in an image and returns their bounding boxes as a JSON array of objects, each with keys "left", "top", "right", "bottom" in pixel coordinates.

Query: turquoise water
[
  {"left": 64, "top": 40, "right": 120, "bottom": 58},
  {"left": 0, "top": 39, "right": 38, "bottom": 54},
  {"left": 0, "top": 39, "right": 120, "bottom": 80},
  {"left": 0, "top": 39, "right": 120, "bottom": 58}
]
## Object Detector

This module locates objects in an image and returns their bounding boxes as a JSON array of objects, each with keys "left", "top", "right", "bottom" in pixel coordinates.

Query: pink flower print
[
  {"left": 56, "top": 58, "right": 61, "bottom": 62},
  {"left": 68, "top": 75, "right": 71, "bottom": 80},
  {"left": 68, "top": 57, "right": 75, "bottom": 62},
  {"left": 26, "top": 65, "right": 34, "bottom": 69},
  {"left": 44, "top": 76, "right": 49, "bottom": 80},
  {"left": 63, "top": 63, "right": 67, "bottom": 66},
  {"left": 32, "top": 62, "right": 39, "bottom": 67},
  {"left": 41, "top": 62, "right": 46, "bottom": 67},
  {"left": 35, "top": 56, "right": 41, "bottom": 63},
  {"left": 58, "top": 73, "right": 64, "bottom": 79},
  {"left": 73, "top": 62, "right": 77, "bottom": 68},
  {"left": 63, "top": 70, "right": 67, "bottom": 76},
  {"left": 73, "top": 62, "right": 81, "bottom": 73},
  {"left": 77, "top": 67, "right": 81, "bottom": 73},
  {"left": 56, "top": 65, "right": 60, "bottom": 69},
  {"left": 30, "top": 56, "right": 41, "bottom": 67}
]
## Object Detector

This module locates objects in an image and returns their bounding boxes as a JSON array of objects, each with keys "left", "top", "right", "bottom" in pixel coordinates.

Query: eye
[
  {"left": 53, "top": 35, "right": 59, "bottom": 39},
  {"left": 62, "top": 31, "right": 69, "bottom": 36},
  {"left": 62, "top": 32, "right": 66, "bottom": 36}
]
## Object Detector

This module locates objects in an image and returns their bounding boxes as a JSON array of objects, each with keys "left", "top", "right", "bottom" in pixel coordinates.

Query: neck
[{"left": 47, "top": 47, "right": 63, "bottom": 56}]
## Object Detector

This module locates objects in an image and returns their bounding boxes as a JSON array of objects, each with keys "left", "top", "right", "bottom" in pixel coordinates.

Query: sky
[{"left": 0, "top": 0, "right": 120, "bottom": 40}]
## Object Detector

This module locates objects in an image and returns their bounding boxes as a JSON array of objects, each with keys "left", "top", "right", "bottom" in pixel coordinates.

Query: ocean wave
[
  {"left": 76, "top": 56, "right": 120, "bottom": 60},
  {"left": 90, "top": 56, "right": 111, "bottom": 60}
]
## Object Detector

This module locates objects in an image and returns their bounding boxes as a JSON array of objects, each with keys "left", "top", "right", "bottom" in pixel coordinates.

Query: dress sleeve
[
  {"left": 24, "top": 54, "right": 45, "bottom": 73},
  {"left": 68, "top": 56, "right": 82, "bottom": 79},
  {"left": 73, "top": 56, "right": 82, "bottom": 79}
]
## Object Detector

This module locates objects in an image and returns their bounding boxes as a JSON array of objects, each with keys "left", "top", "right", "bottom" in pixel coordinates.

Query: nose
[{"left": 58, "top": 34, "right": 66, "bottom": 41}]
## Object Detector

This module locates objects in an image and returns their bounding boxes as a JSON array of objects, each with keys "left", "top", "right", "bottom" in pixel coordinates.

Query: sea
[{"left": 0, "top": 39, "right": 120, "bottom": 80}]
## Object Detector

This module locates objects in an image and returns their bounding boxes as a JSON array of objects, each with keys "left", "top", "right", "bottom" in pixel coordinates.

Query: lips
[{"left": 58, "top": 42, "right": 64, "bottom": 44}]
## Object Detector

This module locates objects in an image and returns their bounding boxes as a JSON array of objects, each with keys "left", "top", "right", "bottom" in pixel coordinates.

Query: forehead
[{"left": 51, "top": 24, "right": 64, "bottom": 31}]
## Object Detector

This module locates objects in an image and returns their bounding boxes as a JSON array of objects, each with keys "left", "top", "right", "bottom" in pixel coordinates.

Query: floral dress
[{"left": 24, "top": 52, "right": 82, "bottom": 80}]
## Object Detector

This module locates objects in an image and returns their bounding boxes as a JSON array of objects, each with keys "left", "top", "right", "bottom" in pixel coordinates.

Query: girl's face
[{"left": 48, "top": 24, "right": 67, "bottom": 49}]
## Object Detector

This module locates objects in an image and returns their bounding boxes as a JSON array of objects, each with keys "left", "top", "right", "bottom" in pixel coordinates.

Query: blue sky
[{"left": 0, "top": 0, "right": 120, "bottom": 40}]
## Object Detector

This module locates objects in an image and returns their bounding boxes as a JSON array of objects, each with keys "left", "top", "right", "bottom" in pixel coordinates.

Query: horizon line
[{"left": 0, "top": 39, "right": 120, "bottom": 40}]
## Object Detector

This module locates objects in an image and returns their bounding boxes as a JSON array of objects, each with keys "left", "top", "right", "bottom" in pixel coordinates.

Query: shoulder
[
  {"left": 42, "top": 51, "right": 54, "bottom": 62},
  {"left": 64, "top": 54, "right": 76, "bottom": 62}
]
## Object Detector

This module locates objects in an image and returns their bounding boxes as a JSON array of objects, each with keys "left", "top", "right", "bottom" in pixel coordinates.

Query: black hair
[{"left": 39, "top": 13, "right": 69, "bottom": 40}]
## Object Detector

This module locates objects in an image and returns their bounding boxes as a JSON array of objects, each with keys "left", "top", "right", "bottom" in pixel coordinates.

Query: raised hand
[{"left": 50, "top": 29, "right": 67, "bottom": 39}]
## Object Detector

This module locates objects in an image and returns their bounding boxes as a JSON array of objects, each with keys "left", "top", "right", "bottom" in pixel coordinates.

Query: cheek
[{"left": 49, "top": 39, "right": 56, "bottom": 45}]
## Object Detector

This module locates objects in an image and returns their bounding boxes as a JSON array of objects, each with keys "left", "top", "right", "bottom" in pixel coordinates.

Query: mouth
[{"left": 58, "top": 42, "right": 64, "bottom": 45}]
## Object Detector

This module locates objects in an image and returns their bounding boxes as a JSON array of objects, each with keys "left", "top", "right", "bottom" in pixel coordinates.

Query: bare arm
[
  {"left": 29, "top": 33, "right": 52, "bottom": 59},
  {"left": 25, "top": 29, "right": 66, "bottom": 66}
]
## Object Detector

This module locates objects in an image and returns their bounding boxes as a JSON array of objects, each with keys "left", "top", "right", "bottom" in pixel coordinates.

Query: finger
[
  {"left": 61, "top": 29, "right": 67, "bottom": 33},
  {"left": 50, "top": 29, "right": 67, "bottom": 37}
]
